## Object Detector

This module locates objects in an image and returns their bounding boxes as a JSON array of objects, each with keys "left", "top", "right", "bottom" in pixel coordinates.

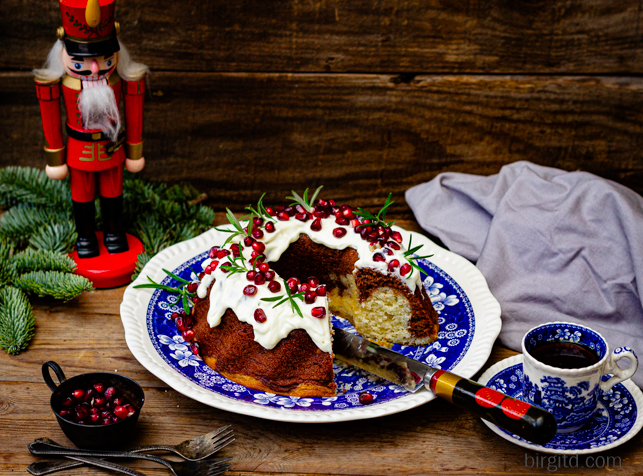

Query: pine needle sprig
[
  {"left": 11, "top": 249, "right": 77, "bottom": 275},
  {"left": 354, "top": 193, "right": 395, "bottom": 228},
  {"left": 0, "top": 166, "right": 71, "bottom": 209},
  {"left": 261, "top": 283, "right": 305, "bottom": 318},
  {"left": 28, "top": 220, "right": 77, "bottom": 254},
  {"left": 16, "top": 271, "right": 93, "bottom": 302},
  {"left": 402, "top": 235, "right": 433, "bottom": 278},
  {"left": 287, "top": 186, "right": 323, "bottom": 212},
  {"left": 0, "top": 287, "right": 34, "bottom": 355},
  {"left": 0, "top": 204, "right": 70, "bottom": 240}
]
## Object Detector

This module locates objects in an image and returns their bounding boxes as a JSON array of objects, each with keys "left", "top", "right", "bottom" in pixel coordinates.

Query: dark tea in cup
[{"left": 529, "top": 342, "right": 600, "bottom": 369}]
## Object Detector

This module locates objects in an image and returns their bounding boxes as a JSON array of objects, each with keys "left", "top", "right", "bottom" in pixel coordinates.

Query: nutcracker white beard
[{"left": 78, "top": 83, "right": 121, "bottom": 142}]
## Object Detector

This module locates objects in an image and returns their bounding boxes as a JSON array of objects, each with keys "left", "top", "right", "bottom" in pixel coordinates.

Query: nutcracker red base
[{"left": 71, "top": 232, "right": 144, "bottom": 288}]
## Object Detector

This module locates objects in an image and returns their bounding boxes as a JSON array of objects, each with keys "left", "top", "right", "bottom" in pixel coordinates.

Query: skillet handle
[{"left": 42, "top": 361, "right": 66, "bottom": 392}]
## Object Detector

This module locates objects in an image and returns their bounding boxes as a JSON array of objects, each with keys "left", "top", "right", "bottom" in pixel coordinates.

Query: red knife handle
[{"left": 429, "top": 370, "right": 557, "bottom": 445}]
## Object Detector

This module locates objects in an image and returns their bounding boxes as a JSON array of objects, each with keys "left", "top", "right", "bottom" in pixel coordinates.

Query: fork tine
[
  {"left": 206, "top": 463, "right": 232, "bottom": 476},
  {"left": 209, "top": 428, "right": 233, "bottom": 445},
  {"left": 192, "top": 461, "right": 232, "bottom": 476},
  {"left": 207, "top": 425, "right": 232, "bottom": 441},
  {"left": 209, "top": 435, "right": 235, "bottom": 453}
]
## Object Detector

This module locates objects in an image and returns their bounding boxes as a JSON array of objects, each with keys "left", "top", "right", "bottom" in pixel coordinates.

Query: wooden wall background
[{"left": 1, "top": 0, "right": 643, "bottom": 217}]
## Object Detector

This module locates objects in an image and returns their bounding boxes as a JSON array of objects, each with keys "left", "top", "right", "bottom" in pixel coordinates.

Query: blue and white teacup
[{"left": 522, "top": 321, "right": 638, "bottom": 433}]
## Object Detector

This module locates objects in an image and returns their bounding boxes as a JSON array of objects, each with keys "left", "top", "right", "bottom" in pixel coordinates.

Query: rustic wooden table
[{"left": 2, "top": 220, "right": 642, "bottom": 476}]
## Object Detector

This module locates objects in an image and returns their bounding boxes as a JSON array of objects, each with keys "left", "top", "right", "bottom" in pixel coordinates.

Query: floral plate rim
[
  {"left": 477, "top": 355, "right": 643, "bottom": 454},
  {"left": 120, "top": 226, "right": 501, "bottom": 423}
]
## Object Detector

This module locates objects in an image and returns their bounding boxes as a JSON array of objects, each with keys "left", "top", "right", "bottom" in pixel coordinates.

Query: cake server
[{"left": 332, "top": 326, "right": 557, "bottom": 445}]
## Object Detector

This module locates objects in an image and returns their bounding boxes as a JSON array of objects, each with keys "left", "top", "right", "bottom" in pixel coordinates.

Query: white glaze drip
[{"left": 197, "top": 213, "right": 423, "bottom": 353}]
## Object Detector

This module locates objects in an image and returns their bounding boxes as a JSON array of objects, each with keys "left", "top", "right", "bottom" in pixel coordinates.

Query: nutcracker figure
[{"left": 33, "top": 0, "right": 147, "bottom": 263}]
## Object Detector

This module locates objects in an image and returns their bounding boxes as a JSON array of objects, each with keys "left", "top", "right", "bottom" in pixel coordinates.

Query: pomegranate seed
[
  {"left": 244, "top": 236, "right": 255, "bottom": 246},
  {"left": 294, "top": 204, "right": 305, "bottom": 214},
  {"left": 182, "top": 329, "right": 195, "bottom": 342},
  {"left": 251, "top": 250, "right": 260, "bottom": 258},
  {"left": 350, "top": 218, "right": 361, "bottom": 228},
  {"left": 328, "top": 199, "right": 336, "bottom": 207},
  {"left": 217, "top": 250, "right": 229, "bottom": 259},
  {"left": 101, "top": 418, "right": 111, "bottom": 425},
  {"left": 265, "top": 222, "right": 275, "bottom": 233},
  {"left": 198, "top": 272, "right": 205, "bottom": 280},
  {"left": 285, "top": 206, "right": 296, "bottom": 216},
  {"left": 191, "top": 342, "right": 200, "bottom": 356},
  {"left": 59, "top": 409, "right": 71, "bottom": 418},
  {"left": 114, "top": 405, "right": 129, "bottom": 420},
  {"left": 112, "top": 397, "right": 124, "bottom": 407},
  {"left": 253, "top": 217, "right": 264, "bottom": 227},
  {"left": 368, "top": 231, "right": 379, "bottom": 240},
  {"left": 254, "top": 273, "right": 266, "bottom": 285},
  {"left": 75, "top": 407, "right": 88, "bottom": 420},
  {"left": 316, "top": 285, "right": 327, "bottom": 297},
  {"left": 318, "top": 199, "right": 328, "bottom": 207},
  {"left": 252, "top": 229, "right": 264, "bottom": 239},
  {"left": 72, "top": 389, "right": 85, "bottom": 400},
  {"left": 391, "top": 231, "right": 403, "bottom": 243},
  {"left": 104, "top": 387, "right": 115, "bottom": 400},
  {"left": 287, "top": 277, "right": 300, "bottom": 291},
  {"left": 76, "top": 420, "right": 86, "bottom": 425},
  {"left": 311, "top": 307, "right": 326, "bottom": 318},
  {"left": 62, "top": 397, "right": 74, "bottom": 407},
  {"left": 187, "top": 282, "right": 198, "bottom": 293},
  {"left": 387, "top": 241, "right": 401, "bottom": 250},
  {"left": 373, "top": 253, "right": 385, "bottom": 262},
  {"left": 221, "top": 261, "right": 232, "bottom": 273},
  {"left": 277, "top": 211, "right": 290, "bottom": 221},
  {"left": 308, "top": 276, "right": 320, "bottom": 287},
  {"left": 359, "top": 392, "right": 374, "bottom": 404},
  {"left": 252, "top": 241, "right": 266, "bottom": 253},
  {"left": 176, "top": 317, "right": 187, "bottom": 332},
  {"left": 265, "top": 207, "right": 276, "bottom": 216},
  {"left": 244, "top": 285, "right": 257, "bottom": 296},
  {"left": 313, "top": 209, "right": 328, "bottom": 218},
  {"left": 299, "top": 283, "right": 310, "bottom": 293},
  {"left": 400, "top": 263, "right": 412, "bottom": 276},
  {"left": 171, "top": 312, "right": 179, "bottom": 319},
  {"left": 342, "top": 206, "right": 354, "bottom": 218},
  {"left": 84, "top": 388, "right": 95, "bottom": 401},
  {"left": 268, "top": 280, "right": 281, "bottom": 293},
  {"left": 246, "top": 270, "right": 256, "bottom": 281},
  {"left": 254, "top": 309, "right": 267, "bottom": 323},
  {"left": 334, "top": 209, "right": 343, "bottom": 218},
  {"left": 89, "top": 407, "right": 100, "bottom": 414},
  {"left": 335, "top": 217, "right": 349, "bottom": 226},
  {"left": 382, "top": 247, "right": 393, "bottom": 256},
  {"left": 89, "top": 413, "right": 100, "bottom": 424},
  {"left": 264, "top": 270, "right": 275, "bottom": 281},
  {"left": 208, "top": 246, "right": 219, "bottom": 258},
  {"left": 305, "top": 291, "right": 317, "bottom": 304},
  {"left": 100, "top": 410, "right": 112, "bottom": 419},
  {"left": 94, "top": 396, "right": 107, "bottom": 408},
  {"left": 276, "top": 205, "right": 284, "bottom": 211},
  {"left": 388, "top": 259, "right": 400, "bottom": 271},
  {"left": 259, "top": 262, "right": 270, "bottom": 272},
  {"left": 295, "top": 212, "right": 308, "bottom": 221},
  {"left": 310, "top": 218, "right": 322, "bottom": 232},
  {"left": 333, "top": 227, "right": 347, "bottom": 238}
]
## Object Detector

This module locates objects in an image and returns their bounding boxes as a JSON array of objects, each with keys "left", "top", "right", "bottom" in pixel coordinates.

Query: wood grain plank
[
  {"left": 3, "top": 72, "right": 643, "bottom": 219},
  {"left": 5, "top": 0, "right": 643, "bottom": 74}
]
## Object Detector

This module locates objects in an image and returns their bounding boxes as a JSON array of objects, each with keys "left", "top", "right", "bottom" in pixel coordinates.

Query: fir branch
[
  {"left": 0, "top": 241, "right": 17, "bottom": 286},
  {"left": 11, "top": 249, "right": 76, "bottom": 275},
  {"left": 132, "top": 252, "right": 150, "bottom": 281},
  {"left": 132, "top": 215, "right": 175, "bottom": 256},
  {"left": 354, "top": 193, "right": 395, "bottom": 229},
  {"left": 15, "top": 271, "right": 93, "bottom": 301},
  {"left": 0, "top": 286, "right": 34, "bottom": 355},
  {"left": 0, "top": 166, "right": 71, "bottom": 209},
  {"left": 28, "top": 220, "right": 77, "bottom": 254},
  {"left": 0, "top": 204, "right": 70, "bottom": 240},
  {"left": 287, "top": 186, "right": 323, "bottom": 212}
]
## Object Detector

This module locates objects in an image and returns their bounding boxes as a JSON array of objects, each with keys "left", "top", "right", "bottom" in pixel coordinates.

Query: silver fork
[
  {"left": 28, "top": 441, "right": 232, "bottom": 476},
  {"left": 27, "top": 427, "right": 234, "bottom": 475}
]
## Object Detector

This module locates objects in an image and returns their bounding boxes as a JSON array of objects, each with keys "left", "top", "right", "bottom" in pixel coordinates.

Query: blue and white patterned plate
[
  {"left": 121, "top": 226, "right": 501, "bottom": 422},
  {"left": 478, "top": 355, "right": 643, "bottom": 454}
]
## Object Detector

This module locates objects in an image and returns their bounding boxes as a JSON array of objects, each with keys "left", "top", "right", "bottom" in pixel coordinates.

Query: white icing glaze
[{"left": 197, "top": 213, "right": 423, "bottom": 353}]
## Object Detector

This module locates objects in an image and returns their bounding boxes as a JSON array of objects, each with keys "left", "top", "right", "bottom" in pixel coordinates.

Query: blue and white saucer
[{"left": 478, "top": 355, "right": 643, "bottom": 454}]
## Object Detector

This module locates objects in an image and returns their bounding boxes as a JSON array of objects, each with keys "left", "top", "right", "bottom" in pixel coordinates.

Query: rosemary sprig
[
  {"left": 213, "top": 208, "right": 253, "bottom": 246},
  {"left": 402, "top": 235, "right": 433, "bottom": 278},
  {"left": 354, "top": 193, "right": 396, "bottom": 228},
  {"left": 287, "top": 186, "right": 323, "bottom": 213},
  {"left": 220, "top": 247, "right": 249, "bottom": 276},
  {"left": 261, "top": 283, "right": 305, "bottom": 318},
  {"left": 133, "top": 273, "right": 196, "bottom": 314},
  {"left": 245, "top": 193, "right": 275, "bottom": 222}
]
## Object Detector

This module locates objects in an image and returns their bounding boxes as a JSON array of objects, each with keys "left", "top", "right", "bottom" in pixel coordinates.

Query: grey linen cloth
[{"left": 406, "top": 161, "right": 643, "bottom": 387}]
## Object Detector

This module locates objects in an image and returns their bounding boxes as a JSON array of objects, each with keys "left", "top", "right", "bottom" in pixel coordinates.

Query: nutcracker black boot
[
  {"left": 72, "top": 200, "right": 99, "bottom": 258},
  {"left": 100, "top": 194, "right": 129, "bottom": 254}
]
